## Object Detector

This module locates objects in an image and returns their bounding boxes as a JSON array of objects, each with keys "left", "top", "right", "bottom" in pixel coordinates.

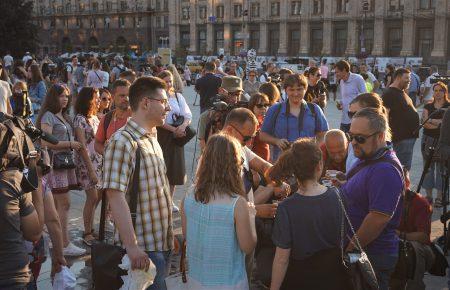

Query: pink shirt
[{"left": 320, "top": 65, "right": 329, "bottom": 79}]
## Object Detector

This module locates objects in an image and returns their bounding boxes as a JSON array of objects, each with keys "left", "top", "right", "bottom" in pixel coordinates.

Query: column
[
  {"left": 168, "top": 0, "right": 177, "bottom": 51},
  {"left": 258, "top": 22, "right": 268, "bottom": 55},
  {"left": 345, "top": 20, "right": 358, "bottom": 55},
  {"left": 400, "top": 1, "right": 415, "bottom": 56},
  {"left": 371, "top": 0, "right": 386, "bottom": 56},
  {"left": 206, "top": 0, "right": 214, "bottom": 53},
  {"left": 430, "top": 0, "right": 448, "bottom": 58},
  {"left": 277, "top": 0, "right": 288, "bottom": 55},
  {"left": 224, "top": 24, "right": 231, "bottom": 54},
  {"left": 322, "top": 20, "right": 332, "bottom": 55},
  {"left": 299, "top": 20, "right": 310, "bottom": 55},
  {"left": 189, "top": 0, "right": 197, "bottom": 54}
]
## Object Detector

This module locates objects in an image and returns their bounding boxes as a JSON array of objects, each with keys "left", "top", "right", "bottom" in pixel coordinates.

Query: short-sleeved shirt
[
  {"left": 0, "top": 80, "right": 12, "bottom": 114},
  {"left": 382, "top": 87, "right": 420, "bottom": 142},
  {"left": 272, "top": 187, "right": 342, "bottom": 260},
  {"left": 397, "top": 190, "right": 432, "bottom": 244},
  {"left": 40, "top": 112, "right": 74, "bottom": 143},
  {"left": 95, "top": 110, "right": 130, "bottom": 145},
  {"left": 102, "top": 119, "right": 174, "bottom": 252},
  {"left": 261, "top": 100, "right": 329, "bottom": 161},
  {"left": 341, "top": 150, "right": 403, "bottom": 255},
  {"left": 423, "top": 102, "right": 450, "bottom": 139},
  {"left": 339, "top": 73, "right": 367, "bottom": 125},
  {"left": 0, "top": 171, "right": 35, "bottom": 287},
  {"left": 409, "top": 72, "right": 421, "bottom": 93},
  {"left": 195, "top": 73, "right": 222, "bottom": 110}
]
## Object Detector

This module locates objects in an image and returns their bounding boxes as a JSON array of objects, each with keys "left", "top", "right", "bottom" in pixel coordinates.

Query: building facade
[
  {"left": 32, "top": 0, "right": 170, "bottom": 56},
  {"left": 169, "top": 0, "right": 450, "bottom": 64}
]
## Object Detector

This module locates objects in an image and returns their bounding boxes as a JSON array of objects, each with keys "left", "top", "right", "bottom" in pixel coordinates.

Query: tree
[{"left": 0, "top": 0, "right": 38, "bottom": 57}]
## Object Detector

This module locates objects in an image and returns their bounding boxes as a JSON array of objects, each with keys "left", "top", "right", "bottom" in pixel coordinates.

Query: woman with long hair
[
  {"left": 181, "top": 133, "right": 257, "bottom": 289},
  {"left": 28, "top": 64, "right": 47, "bottom": 122},
  {"left": 421, "top": 81, "right": 450, "bottom": 206},
  {"left": 12, "top": 60, "right": 28, "bottom": 84},
  {"left": 248, "top": 93, "right": 270, "bottom": 161},
  {"left": 73, "top": 87, "right": 102, "bottom": 245},
  {"left": 259, "top": 82, "right": 281, "bottom": 105},
  {"left": 304, "top": 67, "right": 327, "bottom": 109},
  {"left": 167, "top": 64, "right": 185, "bottom": 93},
  {"left": 157, "top": 70, "right": 192, "bottom": 212},
  {"left": 37, "top": 84, "right": 86, "bottom": 256},
  {"left": 269, "top": 138, "right": 350, "bottom": 290},
  {"left": 97, "top": 88, "right": 111, "bottom": 119}
]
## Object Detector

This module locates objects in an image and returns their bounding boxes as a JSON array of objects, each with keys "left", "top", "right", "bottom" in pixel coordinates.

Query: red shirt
[
  {"left": 320, "top": 143, "right": 346, "bottom": 175},
  {"left": 397, "top": 191, "right": 432, "bottom": 244},
  {"left": 95, "top": 111, "right": 130, "bottom": 145},
  {"left": 251, "top": 122, "right": 270, "bottom": 161}
]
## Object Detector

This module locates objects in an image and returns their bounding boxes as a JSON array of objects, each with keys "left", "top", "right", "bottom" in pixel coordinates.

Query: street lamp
[{"left": 360, "top": 1, "right": 369, "bottom": 54}]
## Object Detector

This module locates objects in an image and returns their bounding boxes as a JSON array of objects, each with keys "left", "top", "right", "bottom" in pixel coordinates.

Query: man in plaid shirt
[{"left": 103, "top": 76, "right": 173, "bottom": 289}]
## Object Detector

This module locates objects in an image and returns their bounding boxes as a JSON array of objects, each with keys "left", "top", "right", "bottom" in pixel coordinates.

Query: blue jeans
[
  {"left": 340, "top": 123, "right": 351, "bottom": 133},
  {"left": 146, "top": 250, "right": 172, "bottom": 290},
  {"left": 367, "top": 253, "right": 398, "bottom": 290},
  {"left": 393, "top": 138, "right": 416, "bottom": 171}
]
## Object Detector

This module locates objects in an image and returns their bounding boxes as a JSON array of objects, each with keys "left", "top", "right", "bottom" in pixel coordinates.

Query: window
[
  {"left": 106, "top": 1, "right": 112, "bottom": 11},
  {"left": 250, "top": 30, "right": 260, "bottom": 50},
  {"left": 388, "top": 0, "right": 404, "bottom": 11},
  {"left": 76, "top": 17, "right": 83, "bottom": 28},
  {"left": 199, "top": 30, "right": 207, "bottom": 54},
  {"left": 251, "top": 3, "right": 260, "bottom": 17},
  {"left": 291, "top": 1, "right": 301, "bottom": 15},
  {"left": 79, "top": 3, "right": 85, "bottom": 12},
  {"left": 155, "top": 0, "right": 161, "bottom": 11},
  {"left": 120, "top": 1, "right": 128, "bottom": 11},
  {"left": 199, "top": 6, "right": 207, "bottom": 19},
  {"left": 269, "top": 29, "right": 280, "bottom": 54},
  {"left": 312, "top": 0, "right": 323, "bottom": 14},
  {"left": 90, "top": 18, "right": 96, "bottom": 28},
  {"left": 215, "top": 30, "right": 224, "bottom": 53},
  {"left": 417, "top": 27, "right": 433, "bottom": 57},
  {"left": 104, "top": 17, "right": 110, "bottom": 28},
  {"left": 182, "top": 6, "right": 190, "bottom": 20},
  {"left": 387, "top": 27, "right": 402, "bottom": 56},
  {"left": 64, "top": 19, "right": 69, "bottom": 28},
  {"left": 181, "top": 31, "right": 190, "bottom": 49},
  {"left": 216, "top": 5, "right": 224, "bottom": 18},
  {"left": 419, "top": 0, "right": 435, "bottom": 9},
  {"left": 119, "top": 16, "right": 125, "bottom": 28},
  {"left": 40, "top": 6, "right": 45, "bottom": 15},
  {"left": 92, "top": 2, "right": 98, "bottom": 12},
  {"left": 270, "top": 2, "right": 280, "bottom": 16},
  {"left": 50, "top": 19, "right": 56, "bottom": 27},
  {"left": 164, "top": 16, "right": 168, "bottom": 28},
  {"left": 289, "top": 30, "right": 300, "bottom": 55},
  {"left": 57, "top": 5, "right": 63, "bottom": 13},
  {"left": 336, "top": 0, "right": 349, "bottom": 13},
  {"left": 334, "top": 28, "right": 347, "bottom": 55},
  {"left": 311, "top": 28, "right": 323, "bottom": 55},
  {"left": 164, "top": 0, "right": 168, "bottom": 10},
  {"left": 65, "top": 3, "right": 71, "bottom": 13},
  {"left": 234, "top": 4, "right": 242, "bottom": 18},
  {"left": 360, "top": 28, "right": 374, "bottom": 53}
]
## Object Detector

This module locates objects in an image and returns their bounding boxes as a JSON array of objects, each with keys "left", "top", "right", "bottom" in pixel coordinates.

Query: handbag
[
  {"left": 171, "top": 93, "right": 196, "bottom": 147},
  {"left": 52, "top": 115, "right": 76, "bottom": 170},
  {"left": 91, "top": 130, "right": 142, "bottom": 290},
  {"left": 428, "top": 241, "right": 449, "bottom": 276},
  {"left": 165, "top": 240, "right": 188, "bottom": 290},
  {"left": 391, "top": 191, "right": 416, "bottom": 280},
  {"left": 335, "top": 190, "right": 379, "bottom": 290}
]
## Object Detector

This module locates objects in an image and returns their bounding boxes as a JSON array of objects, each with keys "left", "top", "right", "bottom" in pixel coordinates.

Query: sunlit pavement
[{"left": 37, "top": 86, "right": 448, "bottom": 289}]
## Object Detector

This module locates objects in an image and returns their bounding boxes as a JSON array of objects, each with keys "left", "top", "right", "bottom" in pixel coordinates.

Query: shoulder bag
[
  {"left": 91, "top": 130, "right": 142, "bottom": 290},
  {"left": 336, "top": 190, "right": 379, "bottom": 290},
  {"left": 172, "top": 93, "right": 196, "bottom": 147},
  {"left": 52, "top": 115, "right": 76, "bottom": 170}
]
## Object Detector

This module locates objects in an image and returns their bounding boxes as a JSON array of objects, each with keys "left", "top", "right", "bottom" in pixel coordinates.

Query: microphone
[{"left": 439, "top": 109, "right": 450, "bottom": 161}]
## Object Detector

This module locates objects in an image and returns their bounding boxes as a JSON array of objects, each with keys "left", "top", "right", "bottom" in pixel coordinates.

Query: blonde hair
[
  {"left": 12, "top": 81, "right": 28, "bottom": 92},
  {"left": 167, "top": 64, "right": 184, "bottom": 93},
  {"left": 195, "top": 133, "right": 245, "bottom": 203}
]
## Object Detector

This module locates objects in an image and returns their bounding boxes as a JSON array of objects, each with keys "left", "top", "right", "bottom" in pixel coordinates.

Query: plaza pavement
[{"left": 37, "top": 85, "right": 448, "bottom": 289}]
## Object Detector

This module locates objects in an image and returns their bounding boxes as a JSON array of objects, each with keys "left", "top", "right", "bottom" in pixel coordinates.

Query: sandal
[{"left": 82, "top": 232, "right": 96, "bottom": 246}]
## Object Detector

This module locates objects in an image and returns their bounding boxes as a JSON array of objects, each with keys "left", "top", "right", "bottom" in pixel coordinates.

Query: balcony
[{"left": 33, "top": 4, "right": 155, "bottom": 18}]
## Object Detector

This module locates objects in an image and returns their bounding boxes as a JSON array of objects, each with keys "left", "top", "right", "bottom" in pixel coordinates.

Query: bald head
[{"left": 324, "top": 129, "right": 348, "bottom": 163}]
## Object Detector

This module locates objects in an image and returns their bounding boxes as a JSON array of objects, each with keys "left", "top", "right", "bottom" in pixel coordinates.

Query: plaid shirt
[{"left": 103, "top": 119, "right": 174, "bottom": 252}]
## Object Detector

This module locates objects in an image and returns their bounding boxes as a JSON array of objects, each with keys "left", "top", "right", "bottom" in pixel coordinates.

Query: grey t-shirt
[
  {"left": 0, "top": 171, "right": 35, "bottom": 287},
  {"left": 41, "top": 111, "right": 74, "bottom": 142},
  {"left": 272, "top": 187, "right": 343, "bottom": 260}
]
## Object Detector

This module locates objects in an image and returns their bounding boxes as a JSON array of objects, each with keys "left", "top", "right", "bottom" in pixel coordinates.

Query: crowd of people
[{"left": 0, "top": 50, "right": 448, "bottom": 290}]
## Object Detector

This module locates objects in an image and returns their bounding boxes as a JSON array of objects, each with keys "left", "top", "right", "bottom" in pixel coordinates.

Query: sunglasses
[
  {"left": 229, "top": 124, "right": 255, "bottom": 143},
  {"left": 348, "top": 131, "right": 379, "bottom": 144},
  {"left": 347, "top": 111, "right": 357, "bottom": 119},
  {"left": 256, "top": 103, "right": 270, "bottom": 109}
]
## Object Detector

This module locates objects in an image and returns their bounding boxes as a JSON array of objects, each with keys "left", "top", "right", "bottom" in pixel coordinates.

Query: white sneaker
[
  {"left": 172, "top": 202, "right": 180, "bottom": 213},
  {"left": 63, "top": 242, "right": 86, "bottom": 257}
]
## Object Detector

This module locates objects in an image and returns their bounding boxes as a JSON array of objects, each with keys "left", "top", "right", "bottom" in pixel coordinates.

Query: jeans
[
  {"left": 393, "top": 138, "right": 416, "bottom": 171},
  {"left": 367, "top": 252, "right": 398, "bottom": 290},
  {"left": 146, "top": 250, "right": 172, "bottom": 290},
  {"left": 340, "top": 123, "right": 351, "bottom": 133}
]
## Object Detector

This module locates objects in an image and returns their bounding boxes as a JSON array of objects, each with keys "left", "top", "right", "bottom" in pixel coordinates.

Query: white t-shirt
[
  {"left": 0, "top": 80, "right": 12, "bottom": 113},
  {"left": 99, "top": 70, "right": 109, "bottom": 88},
  {"left": 242, "top": 146, "right": 257, "bottom": 203},
  {"left": 87, "top": 70, "right": 105, "bottom": 89},
  {"left": 22, "top": 55, "right": 32, "bottom": 64},
  {"left": 3, "top": 55, "right": 13, "bottom": 67}
]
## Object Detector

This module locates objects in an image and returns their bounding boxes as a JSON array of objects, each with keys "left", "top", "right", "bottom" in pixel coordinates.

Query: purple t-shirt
[{"left": 341, "top": 150, "right": 403, "bottom": 254}]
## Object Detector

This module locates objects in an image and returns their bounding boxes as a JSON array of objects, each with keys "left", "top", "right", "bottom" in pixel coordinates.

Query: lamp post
[{"left": 360, "top": 1, "right": 369, "bottom": 54}]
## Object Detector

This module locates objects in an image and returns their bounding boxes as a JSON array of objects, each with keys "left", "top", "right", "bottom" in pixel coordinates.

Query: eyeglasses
[
  {"left": 347, "top": 111, "right": 357, "bottom": 119},
  {"left": 348, "top": 131, "right": 379, "bottom": 144},
  {"left": 256, "top": 103, "right": 270, "bottom": 109},
  {"left": 146, "top": 97, "right": 169, "bottom": 106},
  {"left": 229, "top": 124, "right": 255, "bottom": 143}
]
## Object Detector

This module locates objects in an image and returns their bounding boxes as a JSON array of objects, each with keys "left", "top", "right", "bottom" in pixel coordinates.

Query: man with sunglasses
[{"left": 341, "top": 108, "right": 404, "bottom": 290}]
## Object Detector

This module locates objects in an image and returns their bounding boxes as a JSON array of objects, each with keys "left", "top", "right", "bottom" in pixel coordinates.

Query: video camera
[
  {"left": 430, "top": 76, "right": 450, "bottom": 85},
  {"left": 0, "top": 113, "right": 58, "bottom": 145}
]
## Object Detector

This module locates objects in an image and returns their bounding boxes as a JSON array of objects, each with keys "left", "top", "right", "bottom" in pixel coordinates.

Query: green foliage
[{"left": 0, "top": 0, "right": 38, "bottom": 57}]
